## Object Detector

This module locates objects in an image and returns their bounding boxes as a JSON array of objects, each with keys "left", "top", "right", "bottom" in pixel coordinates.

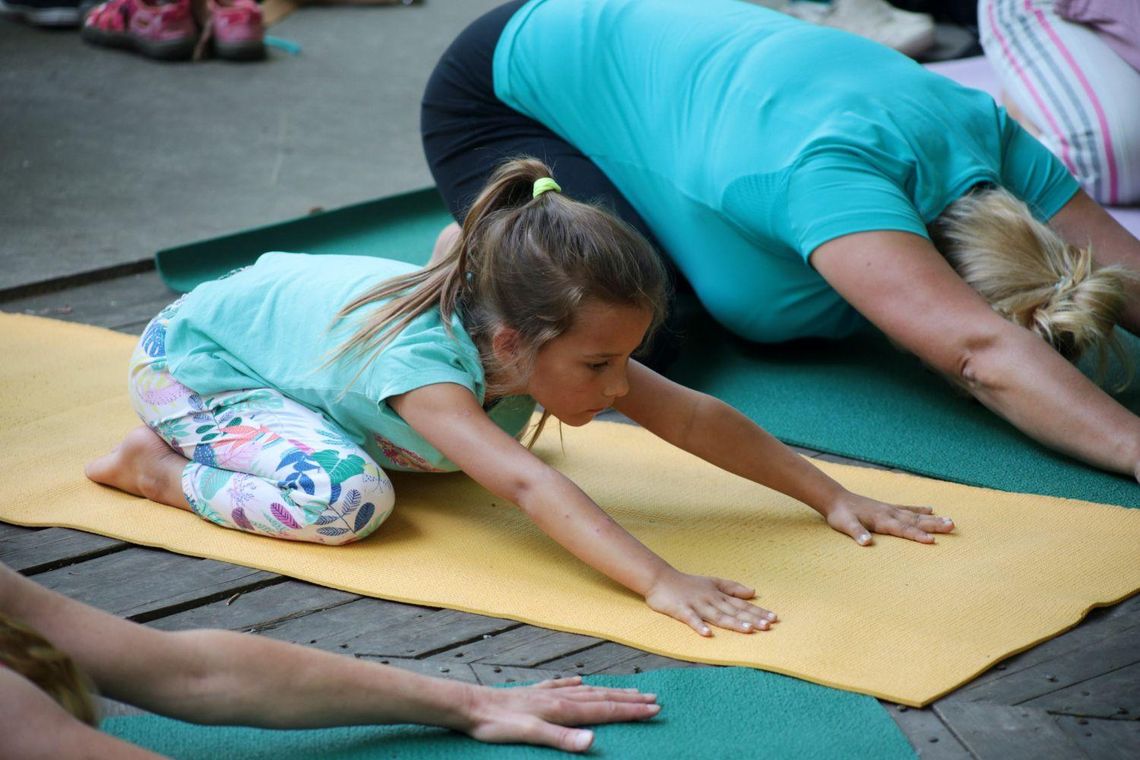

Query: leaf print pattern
[
  {"left": 354, "top": 502, "right": 376, "bottom": 534},
  {"left": 231, "top": 507, "right": 254, "bottom": 532},
  {"left": 127, "top": 301, "right": 394, "bottom": 544},
  {"left": 270, "top": 503, "right": 302, "bottom": 530},
  {"left": 141, "top": 320, "right": 165, "bottom": 358}
]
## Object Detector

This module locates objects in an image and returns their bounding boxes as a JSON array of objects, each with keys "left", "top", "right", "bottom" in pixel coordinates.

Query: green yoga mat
[
  {"left": 102, "top": 668, "right": 915, "bottom": 759},
  {"left": 156, "top": 188, "right": 450, "bottom": 293},
  {"left": 156, "top": 190, "right": 1140, "bottom": 507}
]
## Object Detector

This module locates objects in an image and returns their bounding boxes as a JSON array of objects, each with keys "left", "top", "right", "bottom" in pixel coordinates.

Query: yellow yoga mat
[{"left": 2, "top": 313, "right": 1139, "bottom": 706}]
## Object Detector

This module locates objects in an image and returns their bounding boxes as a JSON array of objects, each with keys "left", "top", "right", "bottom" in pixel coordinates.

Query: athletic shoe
[
  {"left": 198, "top": 0, "right": 264, "bottom": 61},
  {"left": 0, "top": 0, "right": 83, "bottom": 27},
  {"left": 81, "top": 0, "right": 197, "bottom": 61}
]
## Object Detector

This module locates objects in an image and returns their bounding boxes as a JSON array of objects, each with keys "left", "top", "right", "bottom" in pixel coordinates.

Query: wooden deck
[{"left": 3, "top": 269, "right": 1139, "bottom": 759}]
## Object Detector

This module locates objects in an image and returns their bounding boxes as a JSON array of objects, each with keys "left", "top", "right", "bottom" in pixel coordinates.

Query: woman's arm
[
  {"left": 1048, "top": 189, "right": 1140, "bottom": 333},
  {"left": 613, "top": 363, "right": 954, "bottom": 545},
  {"left": 0, "top": 563, "right": 658, "bottom": 753},
  {"left": 391, "top": 383, "right": 776, "bottom": 636},
  {"left": 811, "top": 228, "right": 1140, "bottom": 479},
  {"left": 0, "top": 667, "right": 162, "bottom": 760}
]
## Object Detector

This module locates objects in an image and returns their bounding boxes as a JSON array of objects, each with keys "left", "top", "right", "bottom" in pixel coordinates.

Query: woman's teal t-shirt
[
  {"left": 164, "top": 253, "right": 536, "bottom": 473},
  {"left": 493, "top": 0, "right": 1080, "bottom": 342}
]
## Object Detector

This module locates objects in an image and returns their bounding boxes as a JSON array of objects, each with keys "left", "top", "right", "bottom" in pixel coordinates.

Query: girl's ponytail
[{"left": 326, "top": 158, "right": 551, "bottom": 379}]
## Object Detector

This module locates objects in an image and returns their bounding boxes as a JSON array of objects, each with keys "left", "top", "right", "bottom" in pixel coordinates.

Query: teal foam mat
[
  {"left": 156, "top": 188, "right": 448, "bottom": 293},
  {"left": 102, "top": 668, "right": 915, "bottom": 759}
]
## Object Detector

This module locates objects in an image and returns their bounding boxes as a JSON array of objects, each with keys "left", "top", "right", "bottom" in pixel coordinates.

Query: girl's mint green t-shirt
[
  {"left": 164, "top": 253, "right": 536, "bottom": 473},
  {"left": 493, "top": 0, "right": 1079, "bottom": 343}
]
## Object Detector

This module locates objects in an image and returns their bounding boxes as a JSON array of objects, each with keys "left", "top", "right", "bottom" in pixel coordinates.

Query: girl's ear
[{"left": 490, "top": 326, "right": 523, "bottom": 363}]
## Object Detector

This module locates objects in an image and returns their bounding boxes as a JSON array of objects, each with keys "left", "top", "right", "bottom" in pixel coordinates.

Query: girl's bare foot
[{"left": 85, "top": 426, "right": 193, "bottom": 511}]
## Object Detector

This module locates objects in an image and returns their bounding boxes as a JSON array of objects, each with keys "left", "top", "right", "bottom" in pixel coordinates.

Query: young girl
[{"left": 87, "top": 158, "right": 954, "bottom": 637}]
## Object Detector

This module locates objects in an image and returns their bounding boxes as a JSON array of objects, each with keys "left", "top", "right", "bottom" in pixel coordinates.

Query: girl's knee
[{"left": 307, "top": 471, "right": 395, "bottom": 545}]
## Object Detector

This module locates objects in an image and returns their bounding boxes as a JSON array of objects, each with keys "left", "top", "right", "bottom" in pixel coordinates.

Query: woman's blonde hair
[
  {"left": 931, "top": 186, "right": 1132, "bottom": 382},
  {"left": 330, "top": 157, "right": 669, "bottom": 439},
  {"left": 0, "top": 611, "right": 99, "bottom": 726}
]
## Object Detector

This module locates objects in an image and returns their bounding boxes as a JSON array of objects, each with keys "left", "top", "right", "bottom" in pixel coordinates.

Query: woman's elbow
[{"left": 941, "top": 326, "right": 1032, "bottom": 396}]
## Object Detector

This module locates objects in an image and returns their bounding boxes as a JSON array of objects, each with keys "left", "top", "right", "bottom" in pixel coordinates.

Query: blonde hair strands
[
  {"left": 932, "top": 186, "right": 1133, "bottom": 384},
  {"left": 330, "top": 157, "right": 669, "bottom": 442},
  {"left": 0, "top": 612, "right": 99, "bottom": 726}
]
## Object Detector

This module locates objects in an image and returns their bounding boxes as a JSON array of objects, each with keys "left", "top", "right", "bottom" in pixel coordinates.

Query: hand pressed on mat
[
  {"left": 645, "top": 569, "right": 777, "bottom": 637},
  {"left": 823, "top": 493, "right": 955, "bottom": 546}
]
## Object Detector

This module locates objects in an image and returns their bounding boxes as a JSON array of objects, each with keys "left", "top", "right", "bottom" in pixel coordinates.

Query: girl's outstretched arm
[
  {"left": 613, "top": 364, "right": 955, "bottom": 546},
  {"left": 0, "top": 563, "right": 658, "bottom": 754},
  {"left": 392, "top": 383, "right": 776, "bottom": 636},
  {"left": 811, "top": 228, "right": 1140, "bottom": 481}
]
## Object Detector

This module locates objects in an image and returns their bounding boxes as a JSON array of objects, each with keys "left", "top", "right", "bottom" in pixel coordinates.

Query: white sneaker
[{"left": 757, "top": 0, "right": 937, "bottom": 58}]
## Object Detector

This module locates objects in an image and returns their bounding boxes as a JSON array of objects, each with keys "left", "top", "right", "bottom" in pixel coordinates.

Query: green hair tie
[{"left": 532, "top": 177, "right": 562, "bottom": 199}]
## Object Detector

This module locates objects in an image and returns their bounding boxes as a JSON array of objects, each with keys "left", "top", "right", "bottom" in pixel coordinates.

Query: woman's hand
[
  {"left": 464, "top": 676, "right": 660, "bottom": 752},
  {"left": 823, "top": 492, "right": 955, "bottom": 546},
  {"left": 644, "top": 569, "right": 777, "bottom": 636}
]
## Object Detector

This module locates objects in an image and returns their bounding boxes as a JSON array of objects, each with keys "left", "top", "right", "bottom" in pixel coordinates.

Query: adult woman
[{"left": 420, "top": 0, "right": 1140, "bottom": 480}]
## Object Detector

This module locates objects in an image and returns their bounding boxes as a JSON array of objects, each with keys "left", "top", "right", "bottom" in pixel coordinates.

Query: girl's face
[{"left": 523, "top": 300, "right": 652, "bottom": 426}]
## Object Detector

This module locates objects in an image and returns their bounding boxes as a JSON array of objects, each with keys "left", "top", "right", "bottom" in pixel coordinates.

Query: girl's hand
[
  {"left": 644, "top": 569, "right": 777, "bottom": 636},
  {"left": 465, "top": 676, "right": 660, "bottom": 752},
  {"left": 824, "top": 492, "right": 955, "bottom": 546}
]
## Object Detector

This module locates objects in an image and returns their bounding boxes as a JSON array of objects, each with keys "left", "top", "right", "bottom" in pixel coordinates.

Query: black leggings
[
  {"left": 419, "top": 1, "right": 687, "bottom": 368},
  {"left": 419, "top": 0, "right": 662, "bottom": 250}
]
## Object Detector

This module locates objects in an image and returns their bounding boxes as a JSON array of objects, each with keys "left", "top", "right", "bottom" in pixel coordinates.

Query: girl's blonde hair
[
  {"left": 0, "top": 611, "right": 99, "bottom": 726},
  {"left": 931, "top": 186, "right": 1132, "bottom": 381},
  {"left": 331, "top": 157, "right": 669, "bottom": 437}
]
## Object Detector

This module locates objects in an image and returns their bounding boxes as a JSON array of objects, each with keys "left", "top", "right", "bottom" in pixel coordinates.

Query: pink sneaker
[
  {"left": 81, "top": 0, "right": 197, "bottom": 61},
  {"left": 199, "top": 0, "right": 264, "bottom": 61}
]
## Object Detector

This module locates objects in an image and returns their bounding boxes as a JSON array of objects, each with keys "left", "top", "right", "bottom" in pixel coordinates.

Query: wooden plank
[
  {"left": 1, "top": 527, "right": 126, "bottom": 574},
  {"left": 1, "top": 270, "right": 176, "bottom": 334},
  {"left": 951, "top": 625, "right": 1140, "bottom": 706},
  {"left": 959, "top": 598, "right": 1140, "bottom": 695},
  {"left": 433, "top": 624, "right": 602, "bottom": 668},
  {"left": 255, "top": 596, "right": 434, "bottom": 654},
  {"left": 934, "top": 702, "right": 1087, "bottom": 760},
  {"left": 469, "top": 664, "right": 563, "bottom": 686},
  {"left": 1024, "top": 660, "right": 1140, "bottom": 719},
  {"left": 343, "top": 608, "right": 522, "bottom": 658},
  {"left": 540, "top": 641, "right": 648, "bottom": 675},
  {"left": 147, "top": 580, "right": 360, "bottom": 632},
  {"left": 882, "top": 704, "right": 972, "bottom": 760},
  {"left": 0, "top": 522, "right": 39, "bottom": 541},
  {"left": 1055, "top": 715, "right": 1140, "bottom": 760},
  {"left": 594, "top": 651, "right": 702, "bottom": 675},
  {"left": 354, "top": 655, "right": 480, "bottom": 684},
  {"left": 33, "top": 547, "right": 278, "bottom": 620}
]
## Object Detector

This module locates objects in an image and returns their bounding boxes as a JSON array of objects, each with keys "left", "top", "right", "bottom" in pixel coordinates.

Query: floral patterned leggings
[{"left": 128, "top": 301, "right": 394, "bottom": 545}]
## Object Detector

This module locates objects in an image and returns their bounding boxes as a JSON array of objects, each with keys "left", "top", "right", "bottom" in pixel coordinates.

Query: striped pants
[{"left": 980, "top": 0, "right": 1140, "bottom": 206}]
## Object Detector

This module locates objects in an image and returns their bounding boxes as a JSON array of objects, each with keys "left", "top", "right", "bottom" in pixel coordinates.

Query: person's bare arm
[
  {"left": 1048, "top": 189, "right": 1140, "bottom": 333},
  {"left": 0, "top": 563, "right": 657, "bottom": 753},
  {"left": 390, "top": 383, "right": 776, "bottom": 635},
  {"left": 0, "top": 667, "right": 162, "bottom": 760},
  {"left": 811, "top": 229, "right": 1140, "bottom": 479},
  {"left": 613, "top": 362, "right": 954, "bottom": 545}
]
